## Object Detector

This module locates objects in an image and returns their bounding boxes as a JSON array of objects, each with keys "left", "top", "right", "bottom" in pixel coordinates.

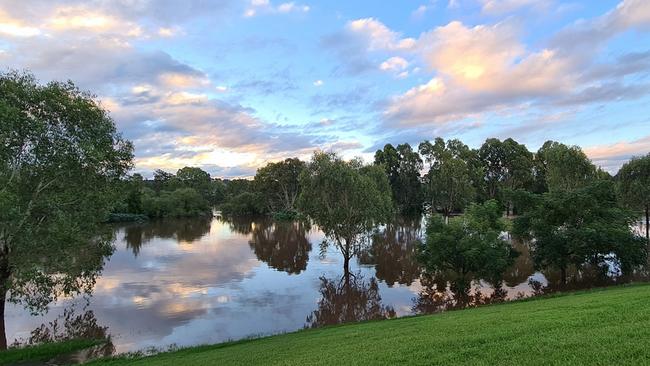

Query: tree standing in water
[
  {"left": 617, "top": 154, "right": 650, "bottom": 244},
  {"left": 298, "top": 152, "right": 393, "bottom": 276},
  {"left": 0, "top": 71, "right": 133, "bottom": 349}
]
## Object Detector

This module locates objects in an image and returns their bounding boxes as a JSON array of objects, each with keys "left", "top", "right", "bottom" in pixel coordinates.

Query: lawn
[
  {"left": 0, "top": 339, "right": 101, "bottom": 365},
  {"left": 89, "top": 283, "right": 650, "bottom": 366}
]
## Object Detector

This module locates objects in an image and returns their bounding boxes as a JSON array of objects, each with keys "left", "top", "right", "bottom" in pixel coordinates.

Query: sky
[{"left": 0, "top": 0, "right": 649, "bottom": 177}]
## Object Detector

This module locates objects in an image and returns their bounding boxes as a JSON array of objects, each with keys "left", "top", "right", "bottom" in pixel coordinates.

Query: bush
[{"left": 221, "top": 192, "right": 266, "bottom": 216}]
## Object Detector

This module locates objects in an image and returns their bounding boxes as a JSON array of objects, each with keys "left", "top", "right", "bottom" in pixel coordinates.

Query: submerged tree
[
  {"left": 418, "top": 200, "right": 517, "bottom": 294},
  {"left": 0, "top": 71, "right": 133, "bottom": 349},
  {"left": 298, "top": 152, "right": 393, "bottom": 273},
  {"left": 617, "top": 154, "right": 650, "bottom": 242},
  {"left": 513, "top": 180, "right": 647, "bottom": 285}
]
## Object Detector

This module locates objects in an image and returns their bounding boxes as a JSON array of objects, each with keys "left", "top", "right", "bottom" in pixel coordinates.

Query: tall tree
[
  {"left": 254, "top": 158, "right": 306, "bottom": 214},
  {"left": 374, "top": 143, "right": 423, "bottom": 215},
  {"left": 617, "top": 154, "right": 650, "bottom": 242},
  {"left": 538, "top": 141, "right": 596, "bottom": 192},
  {"left": 176, "top": 166, "right": 213, "bottom": 202},
  {"left": 419, "top": 138, "right": 476, "bottom": 218},
  {"left": 299, "top": 152, "right": 393, "bottom": 274},
  {"left": 513, "top": 180, "right": 646, "bottom": 285},
  {"left": 0, "top": 71, "right": 133, "bottom": 349}
]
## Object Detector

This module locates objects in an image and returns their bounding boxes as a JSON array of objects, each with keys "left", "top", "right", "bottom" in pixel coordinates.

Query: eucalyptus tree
[
  {"left": 617, "top": 153, "right": 650, "bottom": 241},
  {"left": 299, "top": 152, "right": 393, "bottom": 274},
  {"left": 537, "top": 141, "right": 596, "bottom": 192},
  {"left": 374, "top": 143, "right": 423, "bottom": 215},
  {"left": 513, "top": 180, "right": 646, "bottom": 285},
  {"left": 419, "top": 138, "right": 476, "bottom": 219},
  {"left": 254, "top": 158, "right": 306, "bottom": 214},
  {"left": 478, "top": 138, "right": 533, "bottom": 213},
  {"left": 0, "top": 71, "right": 133, "bottom": 349}
]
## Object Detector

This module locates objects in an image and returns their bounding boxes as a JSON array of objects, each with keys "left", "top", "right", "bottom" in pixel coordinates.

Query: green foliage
[
  {"left": 140, "top": 188, "right": 211, "bottom": 218},
  {"left": 254, "top": 158, "right": 306, "bottom": 213},
  {"left": 418, "top": 200, "right": 517, "bottom": 291},
  {"left": 419, "top": 138, "right": 478, "bottom": 216},
  {"left": 537, "top": 141, "right": 596, "bottom": 192},
  {"left": 299, "top": 152, "right": 393, "bottom": 261},
  {"left": 0, "top": 71, "right": 133, "bottom": 348},
  {"left": 221, "top": 192, "right": 266, "bottom": 216},
  {"left": 617, "top": 153, "right": 650, "bottom": 239},
  {"left": 374, "top": 143, "right": 423, "bottom": 215},
  {"left": 513, "top": 180, "right": 647, "bottom": 283}
]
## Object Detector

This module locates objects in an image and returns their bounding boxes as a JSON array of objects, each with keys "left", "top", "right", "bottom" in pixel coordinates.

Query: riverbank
[{"left": 86, "top": 283, "right": 650, "bottom": 365}]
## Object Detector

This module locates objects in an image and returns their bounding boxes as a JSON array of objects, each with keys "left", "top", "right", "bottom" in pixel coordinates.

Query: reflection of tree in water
[
  {"left": 13, "top": 307, "right": 114, "bottom": 360},
  {"left": 358, "top": 217, "right": 423, "bottom": 287},
  {"left": 218, "top": 215, "right": 259, "bottom": 235},
  {"left": 122, "top": 217, "right": 212, "bottom": 256},
  {"left": 412, "top": 274, "right": 508, "bottom": 315},
  {"left": 306, "top": 272, "right": 396, "bottom": 328},
  {"left": 249, "top": 220, "right": 312, "bottom": 274}
]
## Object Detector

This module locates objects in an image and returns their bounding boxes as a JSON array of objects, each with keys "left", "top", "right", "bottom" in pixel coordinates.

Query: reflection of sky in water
[{"left": 6, "top": 217, "right": 543, "bottom": 353}]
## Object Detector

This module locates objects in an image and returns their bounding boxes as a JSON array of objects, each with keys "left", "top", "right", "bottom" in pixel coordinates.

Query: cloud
[
  {"left": 243, "top": 0, "right": 309, "bottom": 17},
  {"left": 480, "top": 0, "right": 552, "bottom": 15},
  {"left": 380, "top": 1, "right": 650, "bottom": 126},
  {"left": 347, "top": 18, "right": 416, "bottom": 51},
  {"left": 584, "top": 135, "right": 650, "bottom": 172},
  {"left": 380, "top": 56, "right": 409, "bottom": 72},
  {"left": 313, "top": 79, "right": 324, "bottom": 86}
]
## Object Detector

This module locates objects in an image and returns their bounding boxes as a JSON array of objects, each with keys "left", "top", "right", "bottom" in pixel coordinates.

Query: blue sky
[{"left": 1, "top": 0, "right": 649, "bottom": 177}]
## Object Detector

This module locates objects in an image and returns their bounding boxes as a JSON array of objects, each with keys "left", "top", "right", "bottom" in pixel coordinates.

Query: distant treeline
[{"left": 112, "top": 137, "right": 649, "bottom": 231}]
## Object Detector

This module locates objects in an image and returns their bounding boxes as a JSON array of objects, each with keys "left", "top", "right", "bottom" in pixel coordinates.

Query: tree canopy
[
  {"left": 513, "top": 180, "right": 647, "bottom": 285},
  {"left": 617, "top": 153, "right": 650, "bottom": 241},
  {"left": 299, "top": 152, "right": 393, "bottom": 270},
  {"left": 0, "top": 71, "right": 133, "bottom": 349}
]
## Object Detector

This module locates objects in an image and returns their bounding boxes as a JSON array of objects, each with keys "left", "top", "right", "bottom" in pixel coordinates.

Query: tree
[
  {"left": 617, "top": 153, "right": 650, "bottom": 242},
  {"left": 298, "top": 152, "right": 393, "bottom": 273},
  {"left": 418, "top": 200, "right": 517, "bottom": 294},
  {"left": 513, "top": 180, "right": 647, "bottom": 285},
  {"left": 538, "top": 141, "right": 596, "bottom": 192},
  {"left": 0, "top": 71, "right": 133, "bottom": 349},
  {"left": 254, "top": 158, "right": 306, "bottom": 214},
  {"left": 176, "top": 166, "right": 213, "bottom": 202},
  {"left": 478, "top": 138, "right": 533, "bottom": 214},
  {"left": 419, "top": 138, "right": 476, "bottom": 218},
  {"left": 374, "top": 143, "right": 423, "bottom": 215}
]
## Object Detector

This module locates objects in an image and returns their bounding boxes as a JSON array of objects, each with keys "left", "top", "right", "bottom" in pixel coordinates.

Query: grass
[
  {"left": 89, "top": 283, "right": 650, "bottom": 366},
  {"left": 0, "top": 339, "right": 101, "bottom": 365}
]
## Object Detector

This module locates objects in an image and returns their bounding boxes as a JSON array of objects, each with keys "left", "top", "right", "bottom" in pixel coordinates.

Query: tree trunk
[
  {"left": 0, "top": 254, "right": 9, "bottom": 350},
  {"left": 645, "top": 205, "right": 650, "bottom": 242},
  {"left": 560, "top": 266, "right": 567, "bottom": 287},
  {"left": 0, "top": 290, "right": 5, "bottom": 350}
]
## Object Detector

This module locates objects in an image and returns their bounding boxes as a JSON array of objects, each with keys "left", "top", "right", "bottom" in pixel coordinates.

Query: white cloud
[
  {"left": 313, "top": 79, "right": 324, "bottom": 86},
  {"left": 347, "top": 18, "right": 416, "bottom": 51},
  {"left": 480, "top": 0, "right": 552, "bottom": 15},
  {"left": 244, "top": 0, "right": 309, "bottom": 17},
  {"left": 380, "top": 56, "right": 409, "bottom": 72}
]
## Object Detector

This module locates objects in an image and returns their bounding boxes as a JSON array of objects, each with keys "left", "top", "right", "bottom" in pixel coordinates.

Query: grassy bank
[
  {"left": 91, "top": 284, "right": 650, "bottom": 366},
  {"left": 0, "top": 339, "right": 101, "bottom": 365}
]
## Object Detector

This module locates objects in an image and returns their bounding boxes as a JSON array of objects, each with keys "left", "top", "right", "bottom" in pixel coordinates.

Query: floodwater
[{"left": 5, "top": 216, "right": 643, "bottom": 354}]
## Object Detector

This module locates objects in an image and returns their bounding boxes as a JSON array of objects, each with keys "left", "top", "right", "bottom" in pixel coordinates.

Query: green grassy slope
[
  {"left": 0, "top": 339, "right": 101, "bottom": 365},
  {"left": 94, "top": 284, "right": 650, "bottom": 365}
]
